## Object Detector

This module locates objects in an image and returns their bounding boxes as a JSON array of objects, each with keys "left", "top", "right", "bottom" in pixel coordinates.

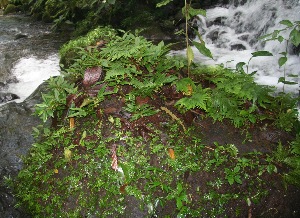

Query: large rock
[{"left": 0, "top": 82, "right": 48, "bottom": 218}]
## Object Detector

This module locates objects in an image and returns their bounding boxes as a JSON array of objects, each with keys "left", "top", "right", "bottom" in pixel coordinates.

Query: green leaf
[
  {"left": 277, "top": 35, "right": 284, "bottom": 43},
  {"left": 278, "top": 56, "right": 287, "bottom": 67},
  {"left": 192, "top": 41, "right": 213, "bottom": 59},
  {"left": 258, "top": 33, "right": 273, "bottom": 40},
  {"left": 290, "top": 28, "right": 300, "bottom": 47},
  {"left": 187, "top": 45, "right": 194, "bottom": 66},
  {"left": 278, "top": 77, "right": 298, "bottom": 85},
  {"left": 228, "top": 176, "right": 234, "bottom": 185},
  {"left": 156, "top": 0, "right": 173, "bottom": 7},
  {"left": 280, "top": 20, "right": 293, "bottom": 27},
  {"left": 188, "top": 7, "right": 206, "bottom": 17},
  {"left": 251, "top": 51, "right": 273, "bottom": 57},
  {"left": 236, "top": 62, "right": 246, "bottom": 73},
  {"left": 234, "top": 175, "right": 242, "bottom": 184}
]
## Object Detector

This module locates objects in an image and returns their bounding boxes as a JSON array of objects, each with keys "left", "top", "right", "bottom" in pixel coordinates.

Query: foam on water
[
  {"left": 6, "top": 54, "right": 60, "bottom": 102},
  {"left": 171, "top": 0, "right": 300, "bottom": 95}
]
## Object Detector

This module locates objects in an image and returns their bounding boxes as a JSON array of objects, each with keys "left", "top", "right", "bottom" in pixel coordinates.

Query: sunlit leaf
[
  {"left": 156, "top": 0, "right": 173, "bottom": 7},
  {"left": 188, "top": 7, "right": 206, "bottom": 17},
  {"left": 64, "top": 148, "right": 72, "bottom": 161}
]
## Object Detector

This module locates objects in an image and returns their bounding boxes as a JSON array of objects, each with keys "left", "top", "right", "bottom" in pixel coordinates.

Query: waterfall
[{"left": 172, "top": 0, "right": 300, "bottom": 95}]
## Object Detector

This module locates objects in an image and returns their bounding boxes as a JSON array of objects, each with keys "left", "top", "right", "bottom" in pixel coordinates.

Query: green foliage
[
  {"left": 283, "top": 134, "right": 300, "bottom": 186},
  {"left": 259, "top": 19, "right": 300, "bottom": 91},
  {"left": 35, "top": 76, "right": 77, "bottom": 122},
  {"left": 12, "top": 24, "right": 300, "bottom": 217},
  {"left": 59, "top": 26, "right": 117, "bottom": 67}
]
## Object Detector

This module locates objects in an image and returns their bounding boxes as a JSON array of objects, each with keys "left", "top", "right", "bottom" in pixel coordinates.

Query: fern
[{"left": 175, "top": 86, "right": 210, "bottom": 111}]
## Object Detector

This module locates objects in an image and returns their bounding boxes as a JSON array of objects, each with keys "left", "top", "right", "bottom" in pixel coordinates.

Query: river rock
[
  {"left": 0, "top": 82, "right": 49, "bottom": 218},
  {"left": 14, "top": 34, "right": 28, "bottom": 40},
  {"left": 0, "top": 92, "right": 19, "bottom": 103}
]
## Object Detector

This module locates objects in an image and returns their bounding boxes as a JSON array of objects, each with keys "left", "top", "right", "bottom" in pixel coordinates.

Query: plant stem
[{"left": 185, "top": 0, "right": 190, "bottom": 76}]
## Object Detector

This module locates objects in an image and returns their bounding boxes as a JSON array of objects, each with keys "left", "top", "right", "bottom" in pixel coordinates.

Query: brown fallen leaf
[
  {"left": 168, "top": 148, "right": 176, "bottom": 160},
  {"left": 83, "top": 66, "right": 103, "bottom": 88},
  {"left": 111, "top": 144, "right": 118, "bottom": 171},
  {"left": 70, "top": 117, "right": 75, "bottom": 129}
]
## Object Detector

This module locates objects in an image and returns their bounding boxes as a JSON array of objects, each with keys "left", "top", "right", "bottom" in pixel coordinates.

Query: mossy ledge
[{"left": 11, "top": 27, "right": 300, "bottom": 217}]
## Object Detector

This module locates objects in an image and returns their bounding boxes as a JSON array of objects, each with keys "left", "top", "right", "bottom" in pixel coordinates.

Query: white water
[
  {"left": 172, "top": 0, "right": 300, "bottom": 95},
  {"left": 6, "top": 54, "right": 60, "bottom": 102}
]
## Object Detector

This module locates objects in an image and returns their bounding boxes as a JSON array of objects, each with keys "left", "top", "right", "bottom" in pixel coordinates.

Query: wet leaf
[
  {"left": 83, "top": 66, "right": 103, "bottom": 88},
  {"left": 168, "top": 148, "right": 176, "bottom": 160}
]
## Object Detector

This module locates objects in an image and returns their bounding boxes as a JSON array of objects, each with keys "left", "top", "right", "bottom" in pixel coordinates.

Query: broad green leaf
[
  {"left": 278, "top": 56, "right": 287, "bottom": 67},
  {"left": 251, "top": 51, "right": 273, "bottom": 57},
  {"left": 280, "top": 20, "right": 293, "bottom": 27},
  {"left": 188, "top": 7, "right": 206, "bottom": 17},
  {"left": 192, "top": 41, "right": 213, "bottom": 59},
  {"left": 290, "top": 28, "right": 300, "bottom": 47},
  {"left": 187, "top": 45, "right": 194, "bottom": 66},
  {"left": 156, "top": 0, "right": 173, "bottom": 7}
]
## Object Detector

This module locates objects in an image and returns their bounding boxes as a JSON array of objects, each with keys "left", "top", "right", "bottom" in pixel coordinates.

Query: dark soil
[{"left": 65, "top": 72, "right": 300, "bottom": 217}]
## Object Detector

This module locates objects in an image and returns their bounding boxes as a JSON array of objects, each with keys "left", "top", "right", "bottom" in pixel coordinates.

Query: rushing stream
[
  {"left": 172, "top": 0, "right": 300, "bottom": 95},
  {"left": 0, "top": 14, "right": 68, "bottom": 104}
]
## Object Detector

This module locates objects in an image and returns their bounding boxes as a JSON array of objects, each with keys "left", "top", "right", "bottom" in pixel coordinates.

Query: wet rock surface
[
  {"left": 0, "top": 83, "right": 47, "bottom": 218},
  {"left": 0, "top": 92, "right": 19, "bottom": 103}
]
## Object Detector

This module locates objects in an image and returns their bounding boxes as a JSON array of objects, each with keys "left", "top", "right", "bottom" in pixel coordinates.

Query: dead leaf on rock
[
  {"left": 83, "top": 66, "right": 103, "bottom": 88},
  {"left": 111, "top": 144, "right": 118, "bottom": 171},
  {"left": 69, "top": 117, "right": 75, "bottom": 129},
  {"left": 168, "top": 148, "right": 176, "bottom": 160}
]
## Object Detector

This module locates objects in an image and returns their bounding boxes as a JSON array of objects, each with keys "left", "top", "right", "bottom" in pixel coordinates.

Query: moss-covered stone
[{"left": 3, "top": 4, "right": 18, "bottom": 15}]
